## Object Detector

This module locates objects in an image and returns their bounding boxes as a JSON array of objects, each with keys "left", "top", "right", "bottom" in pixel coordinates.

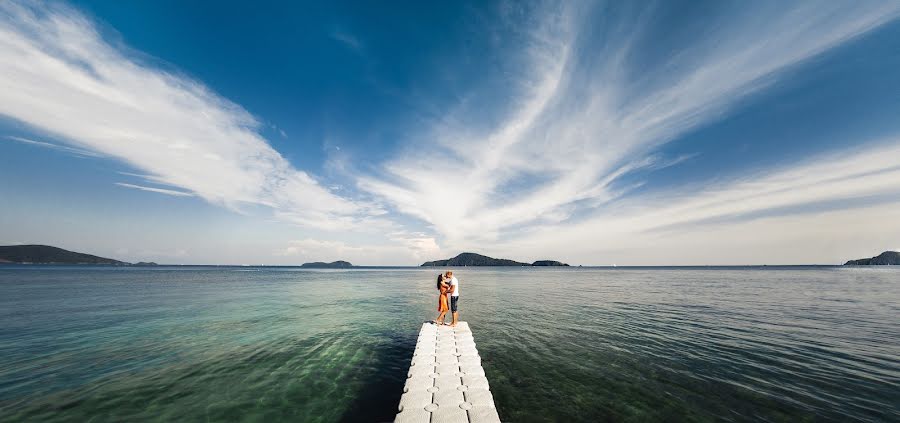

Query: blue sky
[{"left": 1, "top": 0, "right": 899, "bottom": 265}]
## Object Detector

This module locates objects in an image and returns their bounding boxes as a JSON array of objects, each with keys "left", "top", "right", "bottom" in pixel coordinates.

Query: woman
[{"left": 434, "top": 274, "right": 450, "bottom": 325}]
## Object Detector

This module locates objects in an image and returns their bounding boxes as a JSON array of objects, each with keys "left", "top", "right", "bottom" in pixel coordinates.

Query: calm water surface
[{"left": 0, "top": 266, "right": 898, "bottom": 422}]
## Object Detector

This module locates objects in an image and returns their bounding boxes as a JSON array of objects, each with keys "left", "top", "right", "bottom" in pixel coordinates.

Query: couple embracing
[{"left": 434, "top": 271, "right": 459, "bottom": 326}]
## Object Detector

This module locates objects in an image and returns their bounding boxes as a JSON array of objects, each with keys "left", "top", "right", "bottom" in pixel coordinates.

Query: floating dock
[{"left": 395, "top": 322, "right": 501, "bottom": 423}]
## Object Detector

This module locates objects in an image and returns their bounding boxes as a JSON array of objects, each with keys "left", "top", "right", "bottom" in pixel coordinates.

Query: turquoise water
[{"left": 0, "top": 266, "right": 897, "bottom": 422}]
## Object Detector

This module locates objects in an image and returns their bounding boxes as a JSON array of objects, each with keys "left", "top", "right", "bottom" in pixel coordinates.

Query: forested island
[
  {"left": 0, "top": 245, "right": 127, "bottom": 265},
  {"left": 421, "top": 252, "right": 568, "bottom": 267},
  {"left": 532, "top": 260, "right": 569, "bottom": 266}
]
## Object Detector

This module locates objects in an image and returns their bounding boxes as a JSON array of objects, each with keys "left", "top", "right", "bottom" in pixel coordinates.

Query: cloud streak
[
  {"left": 0, "top": 1, "right": 372, "bottom": 229},
  {"left": 4, "top": 135, "right": 102, "bottom": 158},
  {"left": 330, "top": 27, "right": 363, "bottom": 52},
  {"left": 114, "top": 182, "right": 194, "bottom": 197}
]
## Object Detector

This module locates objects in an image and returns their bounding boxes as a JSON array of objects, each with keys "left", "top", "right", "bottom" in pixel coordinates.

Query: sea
[{"left": 0, "top": 266, "right": 897, "bottom": 422}]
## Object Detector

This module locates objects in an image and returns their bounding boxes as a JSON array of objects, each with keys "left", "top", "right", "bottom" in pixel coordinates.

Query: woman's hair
[{"left": 436, "top": 274, "right": 443, "bottom": 290}]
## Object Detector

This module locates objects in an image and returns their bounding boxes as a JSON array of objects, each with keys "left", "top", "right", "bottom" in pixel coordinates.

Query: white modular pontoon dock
[{"left": 395, "top": 322, "right": 501, "bottom": 423}]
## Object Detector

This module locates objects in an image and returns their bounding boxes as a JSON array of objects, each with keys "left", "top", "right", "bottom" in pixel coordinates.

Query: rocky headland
[{"left": 844, "top": 251, "right": 900, "bottom": 265}]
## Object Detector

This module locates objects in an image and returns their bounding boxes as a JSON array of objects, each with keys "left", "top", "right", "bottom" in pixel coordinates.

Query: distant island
[
  {"left": 422, "top": 253, "right": 527, "bottom": 267},
  {"left": 421, "top": 252, "right": 568, "bottom": 267},
  {"left": 0, "top": 245, "right": 127, "bottom": 265},
  {"left": 844, "top": 251, "right": 900, "bottom": 265},
  {"left": 300, "top": 260, "right": 353, "bottom": 268},
  {"left": 532, "top": 260, "right": 569, "bottom": 266}
]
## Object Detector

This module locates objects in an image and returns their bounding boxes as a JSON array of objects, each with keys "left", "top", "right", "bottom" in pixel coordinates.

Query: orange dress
[{"left": 438, "top": 284, "right": 449, "bottom": 312}]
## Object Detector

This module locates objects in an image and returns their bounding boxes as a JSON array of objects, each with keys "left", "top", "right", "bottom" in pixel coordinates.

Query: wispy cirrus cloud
[
  {"left": 358, "top": 1, "right": 900, "bottom": 256},
  {"left": 2, "top": 0, "right": 898, "bottom": 265},
  {"left": 494, "top": 138, "right": 900, "bottom": 264},
  {"left": 0, "top": 1, "right": 373, "bottom": 229}
]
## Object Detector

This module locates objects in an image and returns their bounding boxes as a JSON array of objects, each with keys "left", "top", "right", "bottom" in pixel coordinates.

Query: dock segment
[{"left": 395, "top": 322, "right": 501, "bottom": 423}]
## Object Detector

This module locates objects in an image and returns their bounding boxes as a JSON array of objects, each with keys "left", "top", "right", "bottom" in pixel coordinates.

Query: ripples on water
[{"left": 0, "top": 266, "right": 897, "bottom": 422}]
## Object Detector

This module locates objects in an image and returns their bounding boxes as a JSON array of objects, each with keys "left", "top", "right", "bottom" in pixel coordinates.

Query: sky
[{"left": 1, "top": 0, "right": 899, "bottom": 265}]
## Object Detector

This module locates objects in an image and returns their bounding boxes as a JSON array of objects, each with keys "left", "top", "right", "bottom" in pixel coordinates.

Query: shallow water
[{"left": 0, "top": 266, "right": 897, "bottom": 422}]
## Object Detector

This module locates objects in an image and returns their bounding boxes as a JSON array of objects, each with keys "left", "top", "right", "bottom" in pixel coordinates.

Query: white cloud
[
  {"left": 115, "top": 182, "right": 194, "bottom": 197},
  {"left": 0, "top": 1, "right": 372, "bottom": 229},
  {"left": 277, "top": 238, "right": 365, "bottom": 258},
  {"left": 277, "top": 233, "right": 440, "bottom": 265},
  {"left": 359, "top": 1, "right": 900, "bottom": 258}
]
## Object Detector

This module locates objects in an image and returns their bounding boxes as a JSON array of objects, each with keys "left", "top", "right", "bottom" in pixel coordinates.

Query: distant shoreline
[
  {"left": 3, "top": 245, "right": 895, "bottom": 268},
  {"left": 0, "top": 263, "right": 873, "bottom": 269}
]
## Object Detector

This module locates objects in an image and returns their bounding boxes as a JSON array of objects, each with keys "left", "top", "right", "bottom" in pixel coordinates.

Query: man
[{"left": 446, "top": 271, "right": 460, "bottom": 326}]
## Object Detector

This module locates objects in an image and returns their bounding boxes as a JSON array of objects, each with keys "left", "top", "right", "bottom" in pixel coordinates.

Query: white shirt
[{"left": 449, "top": 276, "right": 459, "bottom": 297}]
